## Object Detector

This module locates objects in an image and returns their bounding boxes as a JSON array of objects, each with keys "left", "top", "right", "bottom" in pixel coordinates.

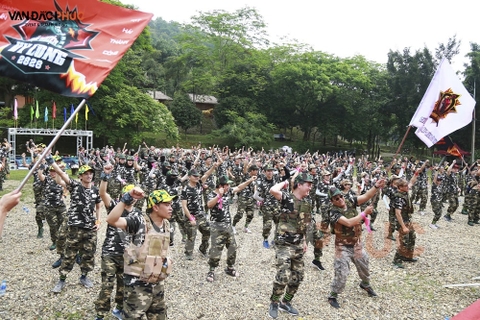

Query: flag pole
[
  {"left": 471, "top": 78, "right": 476, "bottom": 163},
  {"left": 15, "top": 99, "right": 87, "bottom": 192},
  {"left": 394, "top": 125, "right": 412, "bottom": 157}
]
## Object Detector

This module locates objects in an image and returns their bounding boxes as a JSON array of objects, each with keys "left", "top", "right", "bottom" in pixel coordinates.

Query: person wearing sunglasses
[{"left": 327, "top": 177, "right": 385, "bottom": 309}]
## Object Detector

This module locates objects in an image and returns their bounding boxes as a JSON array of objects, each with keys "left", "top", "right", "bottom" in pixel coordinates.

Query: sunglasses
[{"left": 332, "top": 195, "right": 344, "bottom": 201}]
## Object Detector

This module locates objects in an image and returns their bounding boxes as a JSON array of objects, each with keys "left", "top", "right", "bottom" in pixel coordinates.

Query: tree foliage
[{"left": 169, "top": 92, "right": 202, "bottom": 134}]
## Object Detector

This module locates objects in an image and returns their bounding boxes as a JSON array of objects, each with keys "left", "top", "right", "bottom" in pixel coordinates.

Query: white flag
[{"left": 409, "top": 58, "right": 476, "bottom": 147}]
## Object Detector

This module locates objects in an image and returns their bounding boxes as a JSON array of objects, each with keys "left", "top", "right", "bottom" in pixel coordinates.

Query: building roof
[
  {"left": 188, "top": 94, "right": 218, "bottom": 105},
  {"left": 148, "top": 90, "right": 173, "bottom": 101}
]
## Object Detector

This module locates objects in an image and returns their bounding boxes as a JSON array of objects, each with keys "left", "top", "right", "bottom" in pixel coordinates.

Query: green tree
[{"left": 169, "top": 93, "right": 202, "bottom": 134}]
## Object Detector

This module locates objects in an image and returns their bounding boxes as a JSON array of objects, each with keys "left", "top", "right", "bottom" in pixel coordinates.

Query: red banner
[{"left": 0, "top": 0, "right": 153, "bottom": 98}]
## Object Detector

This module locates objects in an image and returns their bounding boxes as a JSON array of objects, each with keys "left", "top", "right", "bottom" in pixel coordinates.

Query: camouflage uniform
[
  {"left": 256, "top": 174, "right": 279, "bottom": 241},
  {"left": 411, "top": 170, "right": 428, "bottom": 211},
  {"left": 444, "top": 171, "right": 459, "bottom": 217},
  {"left": 42, "top": 173, "right": 66, "bottom": 246},
  {"left": 30, "top": 162, "right": 46, "bottom": 236},
  {"left": 270, "top": 189, "right": 312, "bottom": 303},
  {"left": 468, "top": 187, "right": 480, "bottom": 225},
  {"left": 182, "top": 182, "right": 210, "bottom": 256},
  {"left": 232, "top": 174, "right": 257, "bottom": 229},
  {"left": 392, "top": 190, "right": 416, "bottom": 264},
  {"left": 159, "top": 176, "right": 186, "bottom": 244},
  {"left": 208, "top": 189, "right": 237, "bottom": 270},
  {"left": 384, "top": 184, "right": 398, "bottom": 237},
  {"left": 123, "top": 213, "right": 170, "bottom": 320},
  {"left": 59, "top": 179, "right": 101, "bottom": 279},
  {"left": 314, "top": 179, "right": 333, "bottom": 260},
  {"left": 108, "top": 162, "right": 125, "bottom": 201},
  {"left": 95, "top": 199, "right": 141, "bottom": 318},
  {"left": 462, "top": 174, "right": 476, "bottom": 215},
  {"left": 328, "top": 196, "right": 372, "bottom": 298},
  {"left": 430, "top": 180, "right": 444, "bottom": 224},
  {"left": 359, "top": 180, "right": 378, "bottom": 226}
]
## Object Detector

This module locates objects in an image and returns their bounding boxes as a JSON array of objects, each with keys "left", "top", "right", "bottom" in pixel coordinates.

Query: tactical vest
[
  {"left": 277, "top": 195, "right": 312, "bottom": 243},
  {"left": 124, "top": 215, "right": 172, "bottom": 284},
  {"left": 333, "top": 199, "right": 361, "bottom": 246}
]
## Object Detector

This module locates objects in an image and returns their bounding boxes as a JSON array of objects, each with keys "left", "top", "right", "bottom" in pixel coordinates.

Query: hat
[
  {"left": 295, "top": 172, "right": 313, "bottom": 184},
  {"left": 78, "top": 165, "right": 94, "bottom": 175},
  {"left": 49, "top": 166, "right": 55, "bottom": 171},
  {"left": 117, "top": 154, "right": 126, "bottom": 159},
  {"left": 53, "top": 155, "right": 62, "bottom": 162},
  {"left": 147, "top": 190, "right": 177, "bottom": 209},
  {"left": 188, "top": 169, "right": 201, "bottom": 177},
  {"left": 321, "top": 169, "right": 331, "bottom": 176},
  {"left": 389, "top": 174, "right": 400, "bottom": 182},
  {"left": 248, "top": 165, "right": 259, "bottom": 172},
  {"left": 37, "top": 143, "right": 46, "bottom": 148},
  {"left": 218, "top": 175, "right": 233, "bottom": 185},
  {"left": 166, "top": 169, "right": 179, "bottom": 176},
  {"left": 126, "top": 156, "right": 134, "bottom": 161},
  {"left": 308, "top": 164, "right": 317, "bottom": 170},
  {"left": 122, "top": 184, "right": 135, "bottom": 194},
  {"left": 264, "top": 164, "right": 274, "bottom": 171},
  {"left": 340, "top": 179, "right": 352, "bottom": 186},
  {"left": 328, "top": 187, "right": 342, "bottom": 199}
]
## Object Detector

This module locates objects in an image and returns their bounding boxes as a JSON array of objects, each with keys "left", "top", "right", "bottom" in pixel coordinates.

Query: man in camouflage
[
  {"left": 205, "top": 174, "right": 257, "bottom": 282},
  {"left": 444, "top": 160, "right": 460, "bottom": 222},
  {"left": 410, "top": 161, "right": 429, "bottom": 215},
  {"left": 25, "top": 149, "right": 47, "bottom": 238},
  {"left": 232, "top": 164, "right": 259, "bottom": 234},
  {"left": 327, "top": 178, "right": 385, "bottom": 309},
  {"left": 106, "top": 188, "right": 175, "bottom": 320},
  {"left": 267, "top": 172, "right": 313, "bottom": 319},
  {"left": 94, "top": 164, "right": 141, "bottom": 320},
  {"left": 50, "top": 161, "right": 102, "bottom": 293},
  {"left": 254, "top": 164, "right": 279, "bottom": 248},
  {"left": 182, "top": 167, "right": 216, "bottom": 260}
]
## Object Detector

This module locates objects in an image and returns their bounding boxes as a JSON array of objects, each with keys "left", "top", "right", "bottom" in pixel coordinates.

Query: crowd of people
[{"left": 1, "top": 140, "right": 479, "bottom": 319}]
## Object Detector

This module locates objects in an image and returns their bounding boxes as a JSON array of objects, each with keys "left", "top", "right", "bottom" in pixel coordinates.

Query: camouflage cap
[
  {"left": 295, "top": 172, "right": 313, "bottom": 184},
  {"left": 117, "top": 153, "right": 126, "bottom": 159},
  {"left": 248, "top": 164, "right": 259, "bottom": 172},
  {"left": 188, "top": 169, "right": 200, "bottom": 176},
  {"left": 126, "top": 155, "right": 134, "bottom": 161},
  {"left": 53, "top": 155, "right": 62, "bottom": 162},
  {"left": 147, "top": 190, "right": 177, "bottom": 209},
  {"left": 78, "top": 165, "right": 94, "bottom": 175},
  {"left": 218, "top": 175, "right": 233, "bottom": 185},
  {"left": 308, "top": 164, "right": 317, "bottom": 170},
  {"left": 321, "top": 169, "right": 331, "bottom": 176},
  {"left": 328, "top": 186, "right": 343, "bottom": 199},
  {"left": 166, "top": 169, "right": 179, "bottom": 176},
  {"left": 48, "top": 165, "right": 55, "bottom": 171},
  {"left": 264, "top": 164, "right": 275, "bottom": 171}
]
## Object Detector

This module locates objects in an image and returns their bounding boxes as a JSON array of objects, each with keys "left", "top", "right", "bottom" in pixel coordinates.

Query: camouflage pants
[
  {"left": 271, "top": 243, "right": 304, "bottom": 300},
  {"left": 56, "top": 216, "right": 68, "bottom": 255},
  {"left": 94, "top": 255, "right": 124, "bottom": 318},
  {"left": 34, "top": 187, "right": 45, "bottom": 228},
  {"left": 232, "top": 197, "right": 255, "bottom": 228},
  {"left": 446, "top": 194, "right": 459, "bottom": 215},
  {"left": 60, "top": 226, "right": 97, "bottom": 278},
  {"left": 463, "top": 191, "right": 475, "bottom": 213},
  {"left": 44, "top": 204, "right": 67, "bottom": 244},
  {"left": 108, "top": 180, "right": 122, "bottom": 201},
  {"left": 411, "top": 188, "right": 428, "bottom": 211},
  {"left": 393, "top": 222, "right": 416, "bottom": 263},
  {"left": 468, "top": 192, "right": 480, "bottom": 223},
  {"left": 306, "top": 219, "right": 324, "bottom": 260},
  {"left": 124, "top": 279, "right": 166, "bottom": 320},
  {"left": 313, "top": 203, "right": 331, "bottom": 259},
  {"left": 431, "top": 200, "right": 443, "bottom": 223},
  {"left": 184, "top": 215, "right": 210, "bottom": 256},
  {"left": 260, "top": 205, "right": 277, "bottom": 240},
  {"left": 208, "top": 224, "right": 237, "bottom": 269},
  {"left": 388, "top": 207, "right": 397, "bottom": 234},
  {"left": 169, "top": 207, "right": 187, "bottom": 243},
  {"left": 329, "top": 242, "right": 370, "bottom": 295}
]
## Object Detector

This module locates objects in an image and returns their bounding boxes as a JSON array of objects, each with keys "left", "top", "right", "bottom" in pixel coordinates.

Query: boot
[{"left": 37, "top": 226, "right": 44, "bottom": 238}]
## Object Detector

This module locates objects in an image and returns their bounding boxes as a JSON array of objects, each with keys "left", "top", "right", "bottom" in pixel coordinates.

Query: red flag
[
  {"left": 0, "top": 0, "right": 153, "bottom": 98},
  {"left": 52, "top": 101, "right": 57, "bottom": 119}
]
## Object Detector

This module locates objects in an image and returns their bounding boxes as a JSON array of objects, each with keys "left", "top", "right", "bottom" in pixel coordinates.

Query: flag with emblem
[
  {"left": 409, "top": 58, "right": 476, "bottom": 147},
  {"left": 0, "top": 0, "right": 153, "bottom": 98}
]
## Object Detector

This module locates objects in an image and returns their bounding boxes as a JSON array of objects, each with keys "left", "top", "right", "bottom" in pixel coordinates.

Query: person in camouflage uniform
[
  {"left": 410, "top": 161, "right": 429, "bottom": 215},
  {"left": 106, "top": 188, "right": 175, "bottom": 320},
  {"left": 25, "top": 151, "right": 46, "bottom": 239},
  {"left": 461, "top": 167, "right": 476, "bottom": 216},
  {"left": 158, "top": 169, "right": 186, "bottom": 246},
  {"left": 444, "top": 160, "right": 460, "bottom": 222},
  {"left": 467, "top": 175, "right": 480, "bottom": 226},
  {"left": 232, "top": 164, "right": 259, "bottom": 233},
  {"left": 108, "top": 153, "right": 126, "bottom": 201},
  {"left": 50, "top": 161, "right": 102, "bottom": 293},
  {"left": 205, "top": 174, "right": 257, "bottom": 282},
  {"left": 392, "top": 174, "right": 420, "bottom": 269},
  {"left": 182, "top": 167, "right": 216, "bottom": 260},
  {"left": 267, "top": 173, "right": 314, "bottom": 319},
  {"left": 429, "top": 169, "right": 444, "bottom": 229},
  {"left": 254, "top": 164, "right": 279, "bottom": 249},
  {"left": 384, "top": 175, "right": 402, "bottom": 240},
  {"left": 358, "top": 174, "right": 379, "bottom": 231},
  {"left": 326, "top": 178, "right": 385, "bottom": 309},
  {"left": 94, "top": 164, "right": 141, "bottom": 320},
  {"left": 38, "top": 165, "right": 67, "bottom": 251}
]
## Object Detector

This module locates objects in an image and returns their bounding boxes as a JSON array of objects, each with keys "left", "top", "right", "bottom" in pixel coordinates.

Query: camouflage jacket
[
  {"left": 42, "top": 175, "right": 65, "bottom": 207},
  {"left": 392, "top": 190, "right": 413, "bottom": 223},
  {"left": 430, "top": 183, "right": 443, "bottom": 203},
  {"left": 181, "top": 182, "right": 205, "bottom": 216},
  {"left": 329, "top": 196, "right": 361, "bottom": 245},
  {"left": 66, "top": 179, "right": 101, "bottom": 229},
  {"left": 208, "top": 189, "right": 233, "bottom": 229},
  {"left": 256, "top": 175, "right": 279, "bottom": 207},
  {"left": 274, "top": 190, "right": 312, "bottom": 244}
]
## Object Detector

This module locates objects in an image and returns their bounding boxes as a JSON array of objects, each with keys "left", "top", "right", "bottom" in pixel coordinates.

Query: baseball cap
[
  {"left": 248, "top": 165, "right": 259, "bottom": 172},
  {"left": 328, "top": 186, "right": 342, "bottom": 199},
  {"left": 78, "top": 165, "right": 94, "bottom": 175},
  {"left": 218, "top": 175, "right": 233, "bottom": 185},
  {"left": 188, "top": 169, "right": 201, "bottom": 176},
  {"left": 147, "top": 190, "right": 177, "bottom": 209},
  {"left": 264, "top": 164, "right": 274, "bottom": 171},
  {"left": 321, "top": 169, "right": 331, "bottom": 176},
  {"left": 295, "top": 172, "right": 313, "bottom": 184}
]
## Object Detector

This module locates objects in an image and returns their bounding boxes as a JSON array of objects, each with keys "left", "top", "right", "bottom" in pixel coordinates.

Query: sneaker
[
  {"left": 393, "top": 261, "right": 405, "bottom": 269},
  {"left": 312, "top": 259, "right": 325, "bottom": 271},
  {"left": 461, "top": 209, "right": 469, "bottom": 215},
  {"left": 268, "top": 302, "right": 279, "bottom": 319},
  {"left": 79, "top": 276, "right": 94, "bottom": 288},
  {"left": 263, "top": 240, "right": 270, "bottom": 249},
  {"left": 52, "top": 256, "right": 63, "bottom": 269},
  {"left": 224, "top": 267, "right": 237, "bottom": 277},
  {"left": 232, "top": 226, "right": 237, "bottom": 234},
  {"left": 244, "top": 227, "right": 251, "bottom": 233},
  {"left": 49, "top": 243, "right": 57, "bottom": 250},
  {"left": 444, "top": 214, "right": 452, "bottom": 222},
  {"left": 111, "top": 308, "right": 123, "bottom": 320},
  {"left": 206, "top": 271, "right": 215, "bottom": 282},
  {"left": 52, "top": 280, "right": 66, "bottom": 293},
  {"left": 279, "top": 301, "right": 299, "bottom": 316},
  {"left": 434, "top": 224, "right": 440, "bottom": 229},
  {"left": 185, "top": 254, "right": 193, "bottom": 260},
  {"left": 75, "top": 254, "right": 82, "bottom": 265},
  {"left": 474, "top": 220, "right": 480, "bottom": 224},
  {"left": 328, "top": 297, "right": 340, "bottom": 309},
  {"left": 429, "top": 224, "right": 438, "bottom": 230},
  {"left": 359, "top": 283, "right": 377, "bottom": 297},
  {"left": 468, "top": 221, "right": 474, "bottom": 226}
]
